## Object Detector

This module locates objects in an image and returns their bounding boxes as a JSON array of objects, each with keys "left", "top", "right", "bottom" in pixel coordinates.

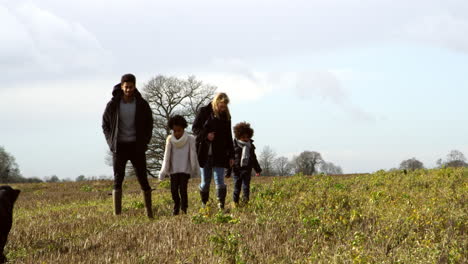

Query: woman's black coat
[{"left": 192, "top": 103, "right": 234, "bottom": 168}]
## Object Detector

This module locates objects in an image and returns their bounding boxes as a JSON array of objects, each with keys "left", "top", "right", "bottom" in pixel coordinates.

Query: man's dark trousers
[{"left": 113, "top": 142, "right": 151, "bottom": 191}]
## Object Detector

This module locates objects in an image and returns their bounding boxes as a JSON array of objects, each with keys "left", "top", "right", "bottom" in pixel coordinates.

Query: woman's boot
[
  {"left": 216, "top": 187, "right": 227, "bottom": 210},
  {"left": 200, "top": 190, "right": 209, "bottom": 208}
]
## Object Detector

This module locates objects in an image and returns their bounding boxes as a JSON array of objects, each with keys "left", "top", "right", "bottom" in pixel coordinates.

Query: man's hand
[
  {"left": 229, "top": 159, "right": 234, "bottom": 168},
  {"left": 207, "top": 132, "right": 215, "bottom": 141}
]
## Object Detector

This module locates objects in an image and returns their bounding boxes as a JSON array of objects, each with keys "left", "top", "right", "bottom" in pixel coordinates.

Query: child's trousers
[
  {"left": 232, "top": 169, "right": 252, "bottom": 203},
  {"left": 170, "top": 173, "right": 190, "bottom": 214}
]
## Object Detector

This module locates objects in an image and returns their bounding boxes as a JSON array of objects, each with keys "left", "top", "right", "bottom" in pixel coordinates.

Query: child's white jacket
[{"left": 159, "top": 134, "right": 201, "bottom": 180}]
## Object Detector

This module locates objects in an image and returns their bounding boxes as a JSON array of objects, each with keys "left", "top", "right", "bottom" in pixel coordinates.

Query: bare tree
[
  {"left": 274, "top": 156, "right": 293, "bottom": 176},
  {"left": 45, "top": 175, "right": 60, "bottom": 183},
  {"left": 399, "top": 157, "right": 424, "bottom": 171},
  {"left": 76, "top": 175, "right": 87, "bottom": 182},
  {"left": 183, "top": 76, "right": 217, "bottom": 125},
  {"left": 320, "top": 161, "right": 343, "bottom": 175},
  {"left": 105, "top": 150, "right": 113, "bottom": 167},
  {"left": 258, "top": 146, "right": 277, "bottom": 176},
  {"left": 0, "top": 146, "right": 22, "bottom": 183},
  {"left": 293, "top": 151, "right": 323, "bottom": 175},
  {"left": 142, "top": 75, "right": 216, "bottom": 173},
  {"left": 445, "top": 150, "right": 467, "bottom": 167},
  {"left": 447, "top": 150, "right": 466, "bottom": 162}
]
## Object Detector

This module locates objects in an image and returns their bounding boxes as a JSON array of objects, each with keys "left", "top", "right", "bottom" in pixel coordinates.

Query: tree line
[
  {"left": 2, "top": 75, "right": 468, "bottom": 183},
  {"left": 397, "top": 149, "right": 468, "bottom": 171},
  {"left": 0, "top": 146, "right": 42, "bottom": 183},
  {"left": 256, "top": 146, "right": 343, "bottom": 176}
]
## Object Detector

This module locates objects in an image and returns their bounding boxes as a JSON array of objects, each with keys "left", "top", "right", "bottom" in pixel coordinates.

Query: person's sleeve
[
  {"left": 190, "top": 136, "right": 201, "bottom": 178},
  {"left": 159, "top": 137, "right": 171, "bottom": 180},
  {"left": 226, "top": 120, "right": 235, "bottom": 159},
  {"left": 192, "top": 108, "right": 205, "bottom": 136},
  {"left": 252, "top": 146, "right": 262, "bottom": 173},
  {"left": 102, "top": 102, "right": 112, "bottom": 148},
  {"left": 145, "top": 101, "right": 154, "bottom": 146}
]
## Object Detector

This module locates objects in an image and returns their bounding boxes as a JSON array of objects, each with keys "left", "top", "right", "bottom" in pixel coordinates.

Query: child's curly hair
[
  {"left": 168, "top": 115, "right": 188, "bottom": 129},
  {"left": 233, "top": 122, "right": 254, "bottom": 139}
]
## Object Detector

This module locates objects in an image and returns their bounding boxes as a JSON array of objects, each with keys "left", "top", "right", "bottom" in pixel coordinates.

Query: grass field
[{"left": 4, "top": 168, "right": 467, "bottom": 263}]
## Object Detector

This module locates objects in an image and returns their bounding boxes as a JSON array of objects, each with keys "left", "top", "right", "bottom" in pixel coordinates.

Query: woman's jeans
[{"left": 200, "top": 157, "right": 226, "bottom": 192}]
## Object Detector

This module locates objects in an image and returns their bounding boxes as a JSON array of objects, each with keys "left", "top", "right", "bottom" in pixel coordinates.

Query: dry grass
[{"left": 5, "top": 168, "right": 467, "bottom": 263}]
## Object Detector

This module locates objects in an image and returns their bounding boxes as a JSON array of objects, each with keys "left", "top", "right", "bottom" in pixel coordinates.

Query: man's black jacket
[{"left": 102, "top": 84, "right": 153, "bottom": 153}]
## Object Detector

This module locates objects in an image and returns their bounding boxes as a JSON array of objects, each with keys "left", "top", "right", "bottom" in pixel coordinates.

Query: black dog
[{"left": 0, "top": 186, "right": 20, "bottom": 264}]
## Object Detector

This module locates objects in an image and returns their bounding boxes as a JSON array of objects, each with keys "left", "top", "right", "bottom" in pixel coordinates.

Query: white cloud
[
  {"left": 294, "top": 71, "right": 376, "bottom": 123},
  {"left": 402, "top": 13, "right": 468, "bottom": 53},
  {"left": 0, "top": 5, "right": 37, "bottom": 66},
  {"left": 2, "top": 0, "right": 468, "bottom": 84},
  {"left": 0, "top": 2, "right": 111, "bottom": 82},
  {"left": 196, "top": 60, "right": 375, "bottom": 122},
  {"left": 196, "top": 58, "right": 274, "bottom": 102},
  {"left": 200, "top": 72, "right": 272, "bottom": 103},
  {"left": 296, "top": 71, "right": 347, "bottom": 104},
  {"left": 0, "top": 78, "right": 112, "bottom": 121}
]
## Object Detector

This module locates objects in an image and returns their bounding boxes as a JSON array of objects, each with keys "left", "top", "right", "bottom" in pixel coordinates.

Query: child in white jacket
[{"left": 159, "top": 115, "right": 200, "bottom": 215}]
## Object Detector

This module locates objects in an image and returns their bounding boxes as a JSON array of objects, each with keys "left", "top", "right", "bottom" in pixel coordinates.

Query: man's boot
[
  {"left": 143, "top": 190, "right": 154, "bottom": 219},
  {"left": 113, "top": 189, "right": 122, "bottom": 215},
  {"left": 216, "top": 187, "right": 227, "bottom": 210}
]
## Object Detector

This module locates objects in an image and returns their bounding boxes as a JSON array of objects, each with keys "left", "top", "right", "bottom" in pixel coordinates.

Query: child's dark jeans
[
  {"left": 170, "top": 173, "right": 190, "bottom": 214},
  {"left": 232, "top": 169, "right": 252, "bottom": 203}
]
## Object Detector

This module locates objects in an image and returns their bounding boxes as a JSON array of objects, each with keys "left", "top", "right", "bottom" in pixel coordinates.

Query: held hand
[
  {"left": 229, "top": 159, "right": 234, "bottom": 167},
  {"left": 256, "top": 173, "right": 260, "bottom": 177},
  {"left": 207, "top": 132, "right": 215, "bottom": 141}
]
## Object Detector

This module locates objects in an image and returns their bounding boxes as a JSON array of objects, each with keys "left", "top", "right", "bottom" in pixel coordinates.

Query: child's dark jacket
[{"left": 230, "top": 139, "right": 262, "bottom": 176}]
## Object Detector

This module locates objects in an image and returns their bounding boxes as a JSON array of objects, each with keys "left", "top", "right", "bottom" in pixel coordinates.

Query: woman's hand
[{"left": 207, "top": 132, "right": 215, "bottom": 141}]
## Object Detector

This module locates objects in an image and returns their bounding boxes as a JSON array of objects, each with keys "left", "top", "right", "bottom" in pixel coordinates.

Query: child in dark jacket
[{"left": 226, "top": 122, "right": 262, "bottom": 205}]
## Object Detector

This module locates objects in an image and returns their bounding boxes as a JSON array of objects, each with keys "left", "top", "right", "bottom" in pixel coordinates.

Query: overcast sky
[{"left": 1, "top": 0, "right": 468, "bottom": 179}]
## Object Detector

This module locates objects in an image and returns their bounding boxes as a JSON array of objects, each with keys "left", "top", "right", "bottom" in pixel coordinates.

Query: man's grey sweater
[{"left": 118, "top": 98, "right": 137, "bottom": 142}]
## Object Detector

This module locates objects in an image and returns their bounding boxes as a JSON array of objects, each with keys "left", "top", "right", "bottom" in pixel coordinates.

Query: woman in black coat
[{"left": 192, "top": 92, "right": 234, "bottom": 209}]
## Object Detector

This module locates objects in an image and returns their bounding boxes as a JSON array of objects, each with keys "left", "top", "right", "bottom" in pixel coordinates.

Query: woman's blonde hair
[{"left": 212, "top": 92, "right": 231, "bottom": 120}]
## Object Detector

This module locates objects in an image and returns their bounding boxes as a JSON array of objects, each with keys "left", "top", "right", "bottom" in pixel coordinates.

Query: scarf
[
  {"left": 170, "top": 131, "right": 188, "bottom": 148},
  {"left": 235, "top": 139, "right": 251, "bottom": 167}
]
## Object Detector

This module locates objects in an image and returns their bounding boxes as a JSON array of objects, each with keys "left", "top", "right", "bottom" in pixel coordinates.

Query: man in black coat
[
  {"left": 0, "top": 185, "right": 20, "bottom": 264},
  {"left": 102, "top": 73, "right": 154, "bottom": 218}
]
